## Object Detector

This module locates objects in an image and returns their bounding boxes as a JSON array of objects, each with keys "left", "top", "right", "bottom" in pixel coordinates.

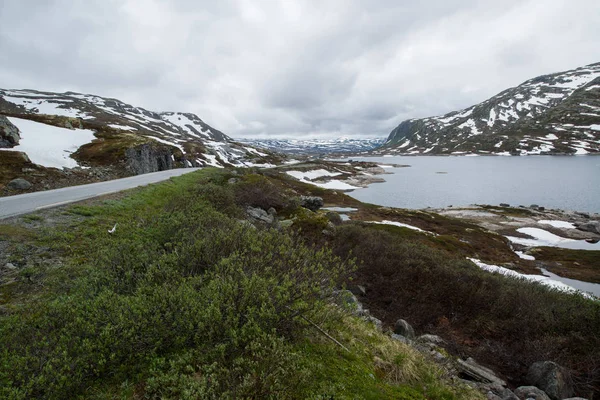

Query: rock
[
  {"left": 348, "top": 284, "right": 366, "bottom": 296},
  {"left": 300, "top": 196, "right": 324, "bottom": 211},
  {"left": 4, "top": 263, "right": 17, "bottom": 270},
  {"left": 576, "top": 221, "right": 600, "bottom": 235},
  {"left": 245, "top": 206, "right": 274, "bottom": 224},
  {"left": 7, "top": 178, "right": 32, "bottom": 190},
  {"left": 391, "top": 333, "right": 412, "bottom": 345},
  {"left": 417, "top": 334, "right": 446, "bottom": 346},
  {"left": 457, "top": 357, "right": 507, "bottom": 387},
  {"left": 267, "top": 207, "right": 277, "bottom": 216},
  {"left": 526, "top": 361, "right": 574, "bottom": 400},
  {"left": 393, "top": 319, "right": 415, "bottom": 339},
  {"left": 125, "top": 143, "right": 173, "bottom": 175},
  {"left": 538, "top": 206, "right": 545, "bottom": 211},
  {"left": 561, "top": 398, "right": 588, "bottom": 400},
  {"left": 227, "top": 178, "right": 238, "bottom": 184},
  {"left": 530, "top": 204, "right": 540, "bottom": 209},
  {"left": 334, "top": 290, "right": 364, "bottom": 314},
  {"left": 0, "top": 115, "right": 20, "bottom": 148},
  {"left": 513, "top": 386, "right": 550, "bottom": 400},
  {"left": 500, "top": 203, "right": 510, "bottom": 207},
  {"left": 363, "top": 315, "right": 383, "bottom": 331}
]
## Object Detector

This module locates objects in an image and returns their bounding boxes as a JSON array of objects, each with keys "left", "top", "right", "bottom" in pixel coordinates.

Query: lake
[{"left": 345, "top": 156, "right": 600, "bottom": 213}]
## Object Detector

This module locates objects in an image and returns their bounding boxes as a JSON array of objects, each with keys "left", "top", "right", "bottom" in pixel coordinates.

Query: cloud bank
[{"left": 1, "top": 0, "right": 599, "bottom": 138}]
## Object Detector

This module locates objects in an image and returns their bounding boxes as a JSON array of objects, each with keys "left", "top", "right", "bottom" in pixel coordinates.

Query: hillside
[
  {"left": 0, "top": 89, "right": 279, "bottom": 193},
  {"left": 1, "top": 168, "right": 598, "bottom": 398},
  {"left": 377, "top": 62, "right": 600, "bottom": 155}
]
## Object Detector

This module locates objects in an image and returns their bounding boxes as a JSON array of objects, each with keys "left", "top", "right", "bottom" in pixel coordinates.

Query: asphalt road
[{"left": 0, "top": 168, "right": 202, "bottom": 220}]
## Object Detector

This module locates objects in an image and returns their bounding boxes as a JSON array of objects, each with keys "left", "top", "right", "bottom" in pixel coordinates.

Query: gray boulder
[
  {"left": 576, "top": 221, "right": 600, "bottom": 235},
  {"left": 7, "top": 178, "right": 32, "bottom": 190},
  {"left": 246, "top": 206, "right": 274, "bottom": 224},
  {"left": 417, "top": 334, "right": 446, "bottom": 346},
  {"left": 334, "top": 290, "right": 364, "bottom": 314},
  {"left": 300, "top": 196, "right": 324, "bottom": 211},
  {"left": 526, "top": 361, "right": 573, "bottom": 400},
  {"left": 514, "top": 386, "right": 550, "bottom": 400},
  {"left": 457, "top": 357, "right": 506, "bottom": 387},
  {"left": 391, "top": 333, "right": 412, "bottom": 345},
  {"left": 393, "top": 319, "right": 415, "bottom": 339},
  {"left": 0, "top": 115, "right": 20, "bottom": 148}
]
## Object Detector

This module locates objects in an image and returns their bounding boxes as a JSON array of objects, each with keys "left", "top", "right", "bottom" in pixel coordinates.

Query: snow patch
[{"left": 2, "top": 117, "right": 96, "bottom": 169}]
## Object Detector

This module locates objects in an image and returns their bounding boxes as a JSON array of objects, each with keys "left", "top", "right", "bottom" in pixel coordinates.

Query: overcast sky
[{"left": 1, "top": 1, "right": 599, "bottom": 139}]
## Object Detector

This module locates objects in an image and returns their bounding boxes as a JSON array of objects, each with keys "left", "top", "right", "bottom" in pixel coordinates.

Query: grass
[{"left": 0, "top": 168, "right": 477, "bottom": 399}]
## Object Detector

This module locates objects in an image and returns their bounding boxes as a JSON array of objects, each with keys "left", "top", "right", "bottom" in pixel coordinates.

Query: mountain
[
  {"left": 0, "top": 89, "right": 279, "bottom": 191},
  {"left": 239, "top": 137, "right": 385, "bottom": 155},
  {"left": 377, "top": 63, "right": 600, "bottom": 155}
]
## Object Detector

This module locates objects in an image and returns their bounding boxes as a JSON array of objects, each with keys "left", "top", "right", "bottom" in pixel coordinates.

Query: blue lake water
[{"left": 346, "top": 156, "right": 600, "bottom": 213}]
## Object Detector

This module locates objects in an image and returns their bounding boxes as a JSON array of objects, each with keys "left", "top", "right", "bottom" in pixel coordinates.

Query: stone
[
  {"left": 4, "top": 263, "right": 17, "bottom": 270},
  {"left": 538, "top": 206, "right": 545, "bottom": 211},
  {"left": 125, "top": 143, "right": 173, "bottom": 175},
  {"left": 391, "top": 333, "right": 412, "bottom": 345},
  {"left": 513, "top": 386, "right": 550, "bottom": 400},
  {"left": 417, "top": 334, "right": 446, "bottom": 346},
  {"left": 227, "top": 178, "right": 238, "bottom": 184},
  {"left": 457, "top": 357, "right": 507, "bottom": 387},
  {"left": 526, "top": 361, "right": 574, "bottom": 400},
  {"left": 300, "top": 196, "right": 324, "bottom": 212},
  {"left": 0, "top": 115, "right": 20, "bottom": 148},
  {"left": 393, "top": 319, "right": 415, "bottom": 339},
  {"left": 245, "top": 206, "right": 274, "bottom": 224},
  {"left": 500, "top": 203, "right": 510, "bottom": 207},
  {"left": 576, "top": 221, "right": 600, "bottom": 235},
  {"left": 267, "top": 207, "right": 277, "bottom": 216},
  {"left": 363, "top": 315, "right": 383, "bottom": 331},
  {"left": 348, "top": 284, "right": 366, "bottom": 296},
  {"left": 530, "top": 204, "right": 540, "bottom": 209},
  {"left": 334, "top": 290, "right": 364, "bottom": 314},
  {"left": 7, "top": 178, "right": 32, "bottom": 190}
]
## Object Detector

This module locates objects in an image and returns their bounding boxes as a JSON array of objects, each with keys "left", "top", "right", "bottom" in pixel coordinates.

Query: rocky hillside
[
  {"left": 0, "top": 89, "right": 279, "bottom": 192},
  {"left": 378, "top": 62, "right": 600, "bottom": 155},
  {"left": 239, "top": 137, "right": 385, "bottom": 154}
]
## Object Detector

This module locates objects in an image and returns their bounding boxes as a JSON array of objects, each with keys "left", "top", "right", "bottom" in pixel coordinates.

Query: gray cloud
[{"left": 1, "top": 0, "right": 599, "bottom": 138}]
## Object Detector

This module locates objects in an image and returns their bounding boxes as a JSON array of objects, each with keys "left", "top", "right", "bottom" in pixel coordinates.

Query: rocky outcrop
[
  {"left": 393, "top": 319, "right": 415, "bottom": 339},
  {"left": 245, "top": 206, "right": 275, "bottom": 224},
  {"left": 526, "top": 361, "right": 574, "bottom": 400},
  {"left": 576, "top": 221, "right": 600, "bottom": 235},
  {"left": 513, "top": 386, "right": 551, "bottom": 400},
  {"left": 457, "top": 357, "right": 507, "bottom": 387},
  {"left": 125, "top": 144, "right": 173, "bottom": 175},
  {"left": 6, "top": 178, "right": 32, "bottom": 190},
  {"left": 0, "top": 116, "right": 20, "bottom": 148}
]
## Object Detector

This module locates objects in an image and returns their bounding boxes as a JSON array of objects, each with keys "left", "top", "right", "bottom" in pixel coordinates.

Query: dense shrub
[
  {"left": 330, "top": 223, "right": 600, "bottom": 396},
  {"left": 0, "top": 188, "right": 352, "bottom": 398}
]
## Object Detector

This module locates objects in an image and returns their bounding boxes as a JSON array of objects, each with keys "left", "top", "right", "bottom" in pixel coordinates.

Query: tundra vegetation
[{"left": 0, "top": 168, "right": 599, "bottom": 399}]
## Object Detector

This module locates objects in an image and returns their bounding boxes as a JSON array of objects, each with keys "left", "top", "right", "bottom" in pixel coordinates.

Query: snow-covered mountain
[
  {"left": 239, "top": 137, "right": 385, "bottom": 154},
  {"left": 377, "top": 62, "right": 600, "bottom": 155},
  {"left": 0, "top": 89, "right": 278, "bottom": 170}
]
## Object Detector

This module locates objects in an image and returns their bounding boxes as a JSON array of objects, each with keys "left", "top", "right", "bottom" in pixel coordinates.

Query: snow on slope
[{"left": 1, "top": 117, "right": 96, "bottom": 168}]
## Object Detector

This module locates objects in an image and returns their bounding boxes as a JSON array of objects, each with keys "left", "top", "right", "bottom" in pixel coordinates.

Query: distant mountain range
[
  {"left": 375, "top": 62, "right": 600, "bottom": 155},
  {"left": 239, "top": 137, "right": 385, "bottom": 154}
]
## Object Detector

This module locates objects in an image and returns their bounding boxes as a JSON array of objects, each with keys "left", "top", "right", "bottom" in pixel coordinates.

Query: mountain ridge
[{"left": 376, "top": 62, "right": 600, "bottom": 155}]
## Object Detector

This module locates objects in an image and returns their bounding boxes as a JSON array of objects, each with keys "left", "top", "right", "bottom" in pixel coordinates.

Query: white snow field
[{"left": 2, "top": 117, "right": 96, "bottom": 169}]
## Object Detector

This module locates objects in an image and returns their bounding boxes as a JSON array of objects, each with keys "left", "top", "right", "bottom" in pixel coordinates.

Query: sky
[{"left": 1, "top": 1, "right": 599, "bottom": 139}]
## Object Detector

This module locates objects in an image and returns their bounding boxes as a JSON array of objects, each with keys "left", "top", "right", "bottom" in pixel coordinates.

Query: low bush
[{"left": 329, "top": 223, "right": 600, "bottom": 396}]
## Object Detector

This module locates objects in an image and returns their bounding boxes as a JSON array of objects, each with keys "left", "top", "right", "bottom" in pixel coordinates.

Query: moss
[{"left": 531, "top": 247, "right": 600, "bottom": 283}]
